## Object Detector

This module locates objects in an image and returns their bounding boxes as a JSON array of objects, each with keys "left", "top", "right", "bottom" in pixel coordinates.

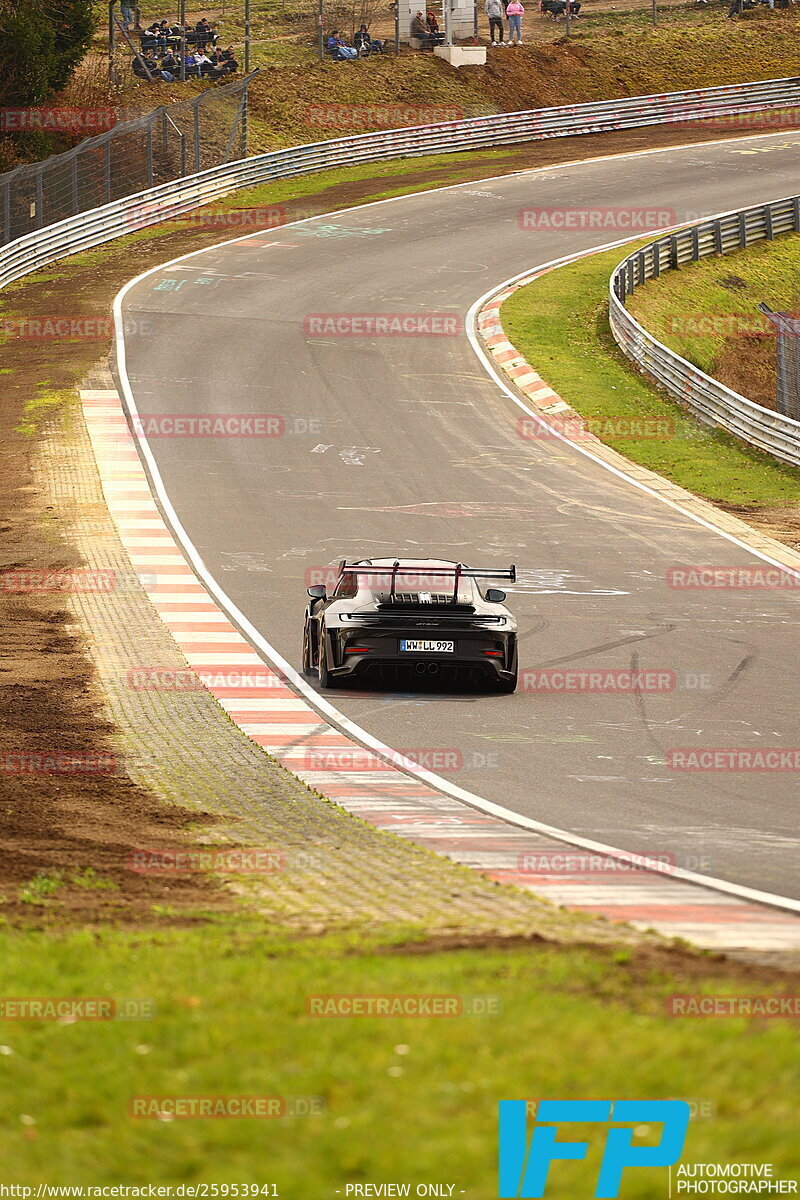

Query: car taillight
[
  {"left": 483, "top": 649, "right": 504, "bottom": 657},
  {"left": 345, "top": 646, "right": 370, "bottom": 654}
]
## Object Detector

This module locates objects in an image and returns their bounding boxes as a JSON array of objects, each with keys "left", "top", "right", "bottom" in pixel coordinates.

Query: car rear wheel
[
  {"left": 494, "top": 671, "right": 517, "bottom": 694},
  {"left": 317, "top": 627, "right": 339, "bottom": 689},
  {"left": 302, "top": 619, "right": 315, "bottom": 677}
]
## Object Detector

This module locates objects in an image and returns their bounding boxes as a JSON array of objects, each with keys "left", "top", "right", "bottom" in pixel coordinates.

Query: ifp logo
[{"left": 498, "top": 1100, "right": 690, "bottom": 1197}]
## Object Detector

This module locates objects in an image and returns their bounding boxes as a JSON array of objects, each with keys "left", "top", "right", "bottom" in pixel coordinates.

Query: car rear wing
[{"left": 338, "top": 561, "right": 516, "bottom": 604}]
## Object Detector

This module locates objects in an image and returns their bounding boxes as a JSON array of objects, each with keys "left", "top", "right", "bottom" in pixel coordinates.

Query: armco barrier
[
  {"left": 4, "top": 76, "right": 800, "bottom": 292},
  {"left": 609, "top": 195, "right": 800, "bottom": 469}
]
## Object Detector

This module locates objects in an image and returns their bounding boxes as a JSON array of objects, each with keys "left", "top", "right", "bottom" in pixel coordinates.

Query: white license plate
[{"left": 400, "top": 639, "right": 455, "bottom": 653}]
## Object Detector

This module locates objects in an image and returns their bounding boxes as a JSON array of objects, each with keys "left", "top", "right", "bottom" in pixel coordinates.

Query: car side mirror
[
  {"left": 307, "top": 585, "right": 327, "bottom": 599},
  {"left": 486, "top": 588, "right": 506, "bottom": 603}
]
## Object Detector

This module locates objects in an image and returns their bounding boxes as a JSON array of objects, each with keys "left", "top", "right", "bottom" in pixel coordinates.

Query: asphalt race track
[{"left": 118, "top": 132, "right": 800, "bottom": 901}]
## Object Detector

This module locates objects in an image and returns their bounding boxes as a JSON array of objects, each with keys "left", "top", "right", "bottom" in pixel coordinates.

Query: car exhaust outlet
[
  {"left": 427, "top": 663, "right": 440, "bottom": 675},
  {"left": 414, "top": 663, "right": 427, "bottom": 675}
]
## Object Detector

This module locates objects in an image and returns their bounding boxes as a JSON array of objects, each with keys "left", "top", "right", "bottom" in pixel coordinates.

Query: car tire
[
  {"left": 302, "top": 619, "right": 315, "bottom": 677},
  {"left": 317, "top": 628, "right": 339, "bottom": 689},
  {"left": 495, "top": 672, "right": 518, "bottom": 694}
]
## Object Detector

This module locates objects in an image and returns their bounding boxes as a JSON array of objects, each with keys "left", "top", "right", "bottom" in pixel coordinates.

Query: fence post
[
  {"left": 71, "top": 154, "right": 80, "bottom": 215},
  {"left": 146, "top": 120, "right": 154, "bottom": 188},
  {"left": 738, "top": 212, "right": 747, "bottom": 248},
  {"left": 793, "top": 196, "right": 800, "bottom": 233},
  {"left": 161, "top": 109, "right": 168, "bottom": 155},
  {"left": 691, "top": 226, "right": 700, "bottom": 261},
  {"left": 180, "top": 132, "right": 187, "bottom": 177},
  {"left": 104, "top": 138, "right": 112, "bottom": 203},
  {"left": 669, "top": 234, "right": 679, "bottom": 270},
  {"left": 765, "top": 204, "right": 774, "bottom": 240},
  {"left": 34, "top": 168, "right": 44, "bottom": 229},
  {"left": 2, "top": 179, "right": 10, "bottom": 245},
  {"left": 193, "top": 98, "right": 201, "bottom": 173},
  {"left": 713, "top": 219, "right": 722, "bottom": 254}
]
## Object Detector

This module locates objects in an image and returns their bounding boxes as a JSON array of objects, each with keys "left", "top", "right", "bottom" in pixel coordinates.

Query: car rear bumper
[{"left": 326, "top": 631, "right": 517, "bottom": 685}]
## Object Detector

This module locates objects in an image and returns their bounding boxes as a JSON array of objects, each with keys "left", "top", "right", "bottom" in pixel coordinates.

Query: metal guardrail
[
  {"left": 3, "top": 75, "right": 800, "bottom": 306},
  {"left": 609, "top": 196, "right": 800, "bottom": 470}
]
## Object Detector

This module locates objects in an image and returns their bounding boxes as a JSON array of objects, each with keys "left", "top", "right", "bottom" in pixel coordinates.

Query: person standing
[
  {"left": 485, "top": 0, "right": 505, "bottom": 43},
  {"left": 506, "top": 0, "right": 524, "bottom": 43}
]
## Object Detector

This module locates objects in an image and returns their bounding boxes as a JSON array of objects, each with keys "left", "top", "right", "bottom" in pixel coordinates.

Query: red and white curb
[{"left": 80, "top": 384, "right": 800, "bottom": 951}]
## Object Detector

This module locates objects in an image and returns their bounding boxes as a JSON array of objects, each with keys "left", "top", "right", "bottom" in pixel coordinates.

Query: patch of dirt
[
  {"left": 712, "top": 331, "right": 776, "bottom": 411},
  {"left": 378, "top": 933, "right": 800, "bottom": 985},
  {"left": 716, "top": 503, "right": 800, "bottom": 550}
]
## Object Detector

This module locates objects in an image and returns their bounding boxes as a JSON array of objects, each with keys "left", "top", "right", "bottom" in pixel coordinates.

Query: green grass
[
  {"left": 13, "top": 385, "right": 71, "bottom": 436},
  {"left": 501, "top": 244, "right": 800, "bottom": 508},
  {"left": 17, "top": 873, "right": 65, "bottom": 906},
  {"left": 627, "top": 233, "right": 800, "bottom": 373},
  {"left": 0, "top": 924, "right": 797, "bottom": 1187}
]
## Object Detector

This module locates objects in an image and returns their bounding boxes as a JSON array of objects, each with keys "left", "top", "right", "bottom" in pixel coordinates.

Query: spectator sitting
[
  {"left": 326, "top": 30, "right": 358, "bottom": 59},
  {"left": 132, "top": 51, "right": 166, "bottom": 79},
  {"left": 132, "top": 52, "right": 151, "bottom": 78},
  {"left": 426, "top": 11, "right": 445, "bottom": 41},
  {"left": 161, "top": 49, "right": 180, "bottom": 74},
  {"left": 141, "top": 22, "right": 160, "bottom": 48},
  {"left": 183, "top": 50, "right": 201, "bottom": 77},
  {"left": 193, "top": 48, "right": 213, "bottom": 75},
  {"left": 410, "top": 10, "right": 437, "bottom": 46},
  {"left": 195, "top": 17, "right": 217, "bottom": 48},
  {"left": 219, "top": 45, "right": 240, "bottom": 71},
  {"left": 353, "top": 23, "right": 385, "bottom": 53}
]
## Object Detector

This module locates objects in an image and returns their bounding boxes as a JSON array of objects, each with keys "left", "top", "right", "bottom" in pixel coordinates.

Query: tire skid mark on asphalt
[{"left": 79, "top": 383, "right": 800, "bottom": 951}]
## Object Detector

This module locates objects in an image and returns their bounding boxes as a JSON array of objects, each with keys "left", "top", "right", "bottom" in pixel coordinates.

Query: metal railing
[
  {"left": 4, "top": 75, "right": 800, "bottom": 306},
  {"left": 0, "top": 73, "right": 257, "bottom": 247},
  {"left": 609, "top": 196, "right": 800, "bottom": 470}
]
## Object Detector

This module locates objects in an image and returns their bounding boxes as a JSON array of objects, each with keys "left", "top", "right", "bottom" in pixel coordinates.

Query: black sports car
[{"left": 302, "top": 558, "right": 518, "bottom": 692}]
